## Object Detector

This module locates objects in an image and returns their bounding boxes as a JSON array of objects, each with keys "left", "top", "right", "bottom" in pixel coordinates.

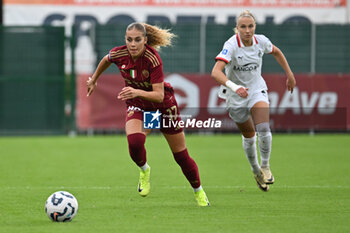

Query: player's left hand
[
  {"left": 87, "top": 77, "right": 97, "bottom": 97},
  {"left": 286, "top": 73, "right": 296, "bottom": 93},
  {"left": 236, "top": 87, "right": 249, "bottom": 98},
  {"left": 118, "top": 87, "right": 139, "bottom": 100}
]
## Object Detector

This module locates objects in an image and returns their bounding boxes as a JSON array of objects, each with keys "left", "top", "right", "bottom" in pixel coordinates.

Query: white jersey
[{"left": 216, "top": 34, "right": 274, "bottom": 94}]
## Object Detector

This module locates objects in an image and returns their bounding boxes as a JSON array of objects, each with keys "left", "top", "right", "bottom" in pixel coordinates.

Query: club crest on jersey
[
  {"left": 130, "top": 69, "right": 136, "bottom": 79},
  {"left": 142, "top": 70, "right": 149, "bottom": 79}
]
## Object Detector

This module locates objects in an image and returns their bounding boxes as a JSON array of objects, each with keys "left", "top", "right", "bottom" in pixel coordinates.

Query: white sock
[
  {"left": 242, "top": 135, "right": 260, "bottom": 174},
  {"left": 140, "top": 162, "right": 148, "bottom": 171},
  {"left": 256, "top": 122, "right": 272, "bottom": 168},
  {"left": 193, "top": 185, "right": 202, "bottom": 192}
]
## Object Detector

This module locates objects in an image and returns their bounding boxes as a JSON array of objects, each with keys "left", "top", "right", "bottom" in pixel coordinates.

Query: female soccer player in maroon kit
[{"left": 86, "top": 22, "right": 209, "bottom": 206}]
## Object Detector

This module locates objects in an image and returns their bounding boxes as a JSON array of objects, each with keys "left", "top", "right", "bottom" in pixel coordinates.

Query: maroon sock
[
  {"left": 127, "top": 133, "right": 147, "bottom": 167},
  {"left": 173, "top": 149, "right": 201, "bottom": 189}
]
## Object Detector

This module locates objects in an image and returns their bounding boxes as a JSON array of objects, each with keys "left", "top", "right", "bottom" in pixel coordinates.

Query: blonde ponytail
[{"left": 142, "top": 23, "right": 176, "bottom": 50}]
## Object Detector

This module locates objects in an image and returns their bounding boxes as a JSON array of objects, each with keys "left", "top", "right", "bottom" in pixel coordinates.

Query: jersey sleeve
[
  {"left": 150, "top": 62, "right": 164, "bottom": 84},
  {"left": 108, "top": 46, "right": 128, "bottom": 63},
  {"left": 215, "top": 39, "right": 234, "bottom": 64},
  {"left": 261, "top": 35, "right": 274, "bottom": 54},
  {"left": 145, "top": 47, "right": 164, "bottom": 84},
  {"left": 108, "top": 47, "right": 118, "bottom": 62}
]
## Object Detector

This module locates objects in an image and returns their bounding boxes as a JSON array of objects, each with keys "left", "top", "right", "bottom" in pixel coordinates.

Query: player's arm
[
  {"left": 87, "top": 54, "right": 112, "bottom": 96},
  {"left": 211, "top": 60, "right": 248, "bottom": 98},
  {"left": 270, "top": 45, "right": 296, "bottom": 93},
  {"left": 118, "top": 82, "right": 165, "bottom": 103}
]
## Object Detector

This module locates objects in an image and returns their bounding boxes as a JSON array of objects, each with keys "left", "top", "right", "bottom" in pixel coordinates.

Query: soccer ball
[{"left": 45, "top": 191, "right": 78, "bottom": 222}]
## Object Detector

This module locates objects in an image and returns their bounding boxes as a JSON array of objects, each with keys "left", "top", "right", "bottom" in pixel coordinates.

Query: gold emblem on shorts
[
  {"left": 142, "top": 70, "right": 149, "bottom": 79},
  {"left": 128, "top": 111, "right": 134, "bottom": 117}
]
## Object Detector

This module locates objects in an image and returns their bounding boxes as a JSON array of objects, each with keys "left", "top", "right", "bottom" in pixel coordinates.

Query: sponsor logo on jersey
[
  {"left": 222, "top": 49, "right": 228, "bottom": 55},
  {"left": 123, "top": 78, "right": 152, "bottom": 88},
  {"left": 127, "top": 106, "right": 142, "bottom": 112},
  {"left": 233, "top": 63, "right": 259, "bottom": 71}
]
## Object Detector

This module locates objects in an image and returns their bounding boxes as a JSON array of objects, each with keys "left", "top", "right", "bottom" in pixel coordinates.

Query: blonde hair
[
  {"left": 234, "top": 10, "right": 256, "bottom": 34},
  {"left": 126, "top": 22, "right": 176, "bottom": 51}
]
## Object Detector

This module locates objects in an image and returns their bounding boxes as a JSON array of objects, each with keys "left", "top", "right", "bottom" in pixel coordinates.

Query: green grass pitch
[{"left": 0, "top": 134, "right": 349, "bottom": 233}]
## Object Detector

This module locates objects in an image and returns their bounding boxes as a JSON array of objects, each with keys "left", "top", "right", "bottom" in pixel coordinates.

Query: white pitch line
[{"left": 0, "top": 185, "right": 349, "bottom": 190}]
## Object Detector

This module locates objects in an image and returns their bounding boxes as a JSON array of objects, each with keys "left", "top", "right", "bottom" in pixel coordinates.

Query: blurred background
[{"left": 1, "top": 0, "right": 349, "bottom": 135}]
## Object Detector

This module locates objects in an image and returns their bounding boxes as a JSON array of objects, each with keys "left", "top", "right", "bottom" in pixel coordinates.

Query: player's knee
[
  {"left": 256, "top": 122, "right": 271, "bottom": 136},
  {"left": 242, "top": 131, "right": 256, "bottom": 138},
  {"left": 127, "top": 133, "right": 146, "bottom": 151},
  {"left": 242, "top": 135, "right": 256, "bottom": 146}
]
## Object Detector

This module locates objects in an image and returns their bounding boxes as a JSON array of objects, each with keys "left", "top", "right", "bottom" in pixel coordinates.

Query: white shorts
[{"left": 226, "top": 90, "right": 269, "bottom": 123}]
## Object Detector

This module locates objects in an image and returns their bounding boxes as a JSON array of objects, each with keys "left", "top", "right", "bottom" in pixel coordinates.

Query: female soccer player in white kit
[{"left": 211, "top": 10, "right": 296, "bottom": 191}]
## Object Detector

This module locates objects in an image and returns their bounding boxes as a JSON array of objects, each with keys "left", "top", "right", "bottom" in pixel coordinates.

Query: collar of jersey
[
  {"left": 125, "top": 49, "right": 146, "bottom": 69},
  {"left": 236, "top": 34, "right": 258, "bottom": 48}
]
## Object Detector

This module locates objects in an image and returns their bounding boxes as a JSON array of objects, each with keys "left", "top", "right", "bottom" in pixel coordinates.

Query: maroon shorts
[{"left": 125, "top": 102, "right": 183, "bottom": 135}]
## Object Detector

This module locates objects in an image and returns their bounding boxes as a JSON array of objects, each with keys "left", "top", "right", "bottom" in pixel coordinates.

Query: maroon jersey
[{"left": 108, "top": 44, "right": 174, "bottom": 110}]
